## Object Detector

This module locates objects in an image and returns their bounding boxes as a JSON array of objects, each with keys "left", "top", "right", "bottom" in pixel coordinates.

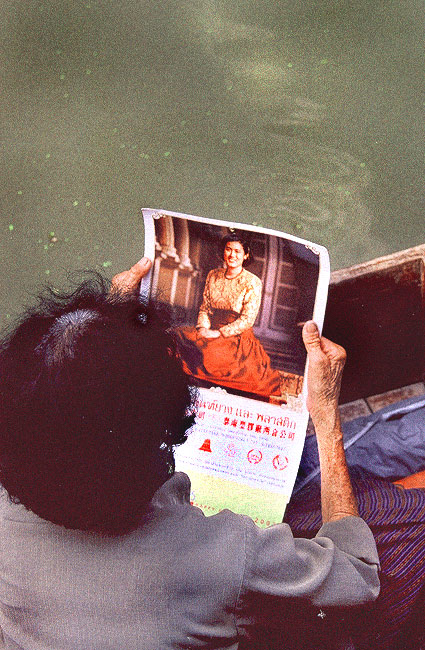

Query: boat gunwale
[{"left": 330, "top": 243, "right": 425, "bottom": 284}]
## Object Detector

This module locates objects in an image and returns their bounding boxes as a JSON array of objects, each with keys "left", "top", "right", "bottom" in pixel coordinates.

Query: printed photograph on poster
[{"left": 147, "top": 212, "right": 320, "bottom": 405}]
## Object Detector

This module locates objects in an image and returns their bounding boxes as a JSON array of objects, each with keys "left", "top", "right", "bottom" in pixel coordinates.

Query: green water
[{"left": 1, "top": 0, "right": 424, "bottom": 325}]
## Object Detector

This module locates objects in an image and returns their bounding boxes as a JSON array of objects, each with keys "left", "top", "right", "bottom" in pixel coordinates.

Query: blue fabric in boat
[{"left": 294, "top": 394, "right": 425, "bottom": 493}]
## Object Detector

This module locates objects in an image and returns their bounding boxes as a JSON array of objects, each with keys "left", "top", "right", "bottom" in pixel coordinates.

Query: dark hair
[
  {"left": 0, "top": 275, "right": 195, "bottom": 535},
  {"left": 220, "top": 232, "right": 254, "bottom": 266}
]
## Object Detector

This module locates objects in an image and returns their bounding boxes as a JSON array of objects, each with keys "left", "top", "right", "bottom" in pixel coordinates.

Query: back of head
[{"left": 0, "top": 276, "right": 194, "bottom": 535}]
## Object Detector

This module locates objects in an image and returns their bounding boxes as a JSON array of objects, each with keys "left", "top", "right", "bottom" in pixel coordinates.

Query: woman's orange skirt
[{"left": 175, "top": 323, "right": 281, "bottom": 398}]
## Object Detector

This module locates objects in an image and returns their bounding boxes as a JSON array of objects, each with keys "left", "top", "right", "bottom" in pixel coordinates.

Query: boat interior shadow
[{"left": 324, "top": 244, "right": 425, "bottom": 406}]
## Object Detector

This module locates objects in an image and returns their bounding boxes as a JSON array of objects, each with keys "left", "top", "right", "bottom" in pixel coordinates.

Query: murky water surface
[{"left": 1, "top": 0, "right": 424, "bottom": 324}]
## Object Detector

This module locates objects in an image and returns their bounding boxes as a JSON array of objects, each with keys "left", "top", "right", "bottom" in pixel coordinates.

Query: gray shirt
[{"left": 0, "top": 472, "right": 379, "bottom": 650}]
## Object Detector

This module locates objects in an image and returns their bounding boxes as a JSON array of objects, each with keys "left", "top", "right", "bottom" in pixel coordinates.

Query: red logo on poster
[
  {"left": 272, "top": 454, "right": 288, "bottom": 470},
  {"left": 199, "top": 439, "right": 212, "bottom": 452},
  {"left": 247, "top": 449, "right": 263, "bottom": 464}
]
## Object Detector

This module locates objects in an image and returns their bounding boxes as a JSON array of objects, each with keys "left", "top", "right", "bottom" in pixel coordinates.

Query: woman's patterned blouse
[{"left": 196, "top": 268, "right": 262, "bottom": 337}]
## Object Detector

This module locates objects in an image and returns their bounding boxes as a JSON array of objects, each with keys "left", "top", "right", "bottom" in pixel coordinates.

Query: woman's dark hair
[
  {"left": 0, "top": 276, "right": 195, "bottom": 535},
  {"left": 220, "top": 232, "right": 254, "bottom": 266}
]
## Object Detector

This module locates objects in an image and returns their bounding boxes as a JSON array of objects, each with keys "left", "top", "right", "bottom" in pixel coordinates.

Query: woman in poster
[{"left": 176, "top": 234, "right": 282, "bottom": 398}]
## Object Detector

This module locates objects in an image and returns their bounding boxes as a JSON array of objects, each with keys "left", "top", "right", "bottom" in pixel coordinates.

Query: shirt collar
[{"left": 149, "top": 472, "right": 191, "bottom": 508}]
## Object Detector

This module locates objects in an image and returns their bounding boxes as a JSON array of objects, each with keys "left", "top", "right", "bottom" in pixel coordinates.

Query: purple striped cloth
[{"left": 285, "top": 474, "right": 425, "bottom": 648}]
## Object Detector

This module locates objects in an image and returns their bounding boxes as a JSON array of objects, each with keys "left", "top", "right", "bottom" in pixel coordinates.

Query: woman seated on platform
[{"left": 176, "top": 233, "right": 282, "bottom": 399}]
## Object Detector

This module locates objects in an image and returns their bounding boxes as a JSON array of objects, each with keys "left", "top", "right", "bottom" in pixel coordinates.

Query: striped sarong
[{"left": 285, "top": 473, "right": 425, "bottom": 649}]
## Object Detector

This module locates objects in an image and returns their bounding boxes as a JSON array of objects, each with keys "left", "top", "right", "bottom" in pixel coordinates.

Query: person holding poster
[
  {"left": 0, "top": 258, "right": 380, "bottom": 650},
  {"left": 176, "top": 233, "right": 283, "bottom": 399}
]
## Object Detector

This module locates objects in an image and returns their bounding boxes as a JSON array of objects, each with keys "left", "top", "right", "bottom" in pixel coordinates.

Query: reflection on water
[
  {"left": 1, "top": 0, "right": 424, "bottom": 325},
  {"left": 193, "top": 3, "right": 385, "bottom": 261},
  {"left": 262, "top": 138, "right": 379, "bottom": 262}
]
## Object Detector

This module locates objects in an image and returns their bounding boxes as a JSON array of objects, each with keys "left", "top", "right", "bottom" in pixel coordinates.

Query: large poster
[{"left": 142, "top": 208, "right": 329, "bottom": 524}]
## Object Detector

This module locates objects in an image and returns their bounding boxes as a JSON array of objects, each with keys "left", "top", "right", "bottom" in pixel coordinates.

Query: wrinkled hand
[
  {"left": 110, "top": 258, "right": 152, "bottom": 295},
  {"left": 302, "top": 321, "right": 346, "bottom": 423},
  {"left": 197, "top": 328, "right": 221, "bottom": 340}
]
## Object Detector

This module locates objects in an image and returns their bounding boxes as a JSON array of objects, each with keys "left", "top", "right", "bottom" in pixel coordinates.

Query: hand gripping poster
[{"left": 141, "top": 208, "right": 330, "bottom": 526}]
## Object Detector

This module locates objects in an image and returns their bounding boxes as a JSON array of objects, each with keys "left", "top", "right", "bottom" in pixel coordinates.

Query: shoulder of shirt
[
  {"left": 242, "top": 269, "right": 262, "bottom": 287},
  {"left": 205, "top": 267, "right": 225, "bottom": 282},
  {"left": 155, "top": 475, "right": 258, "bottom": 541}
]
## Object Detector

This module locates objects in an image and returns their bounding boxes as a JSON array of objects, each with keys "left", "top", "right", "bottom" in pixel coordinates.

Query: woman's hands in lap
[{"left": 197, "top": 328, "right": 221, "bottom": 340}]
